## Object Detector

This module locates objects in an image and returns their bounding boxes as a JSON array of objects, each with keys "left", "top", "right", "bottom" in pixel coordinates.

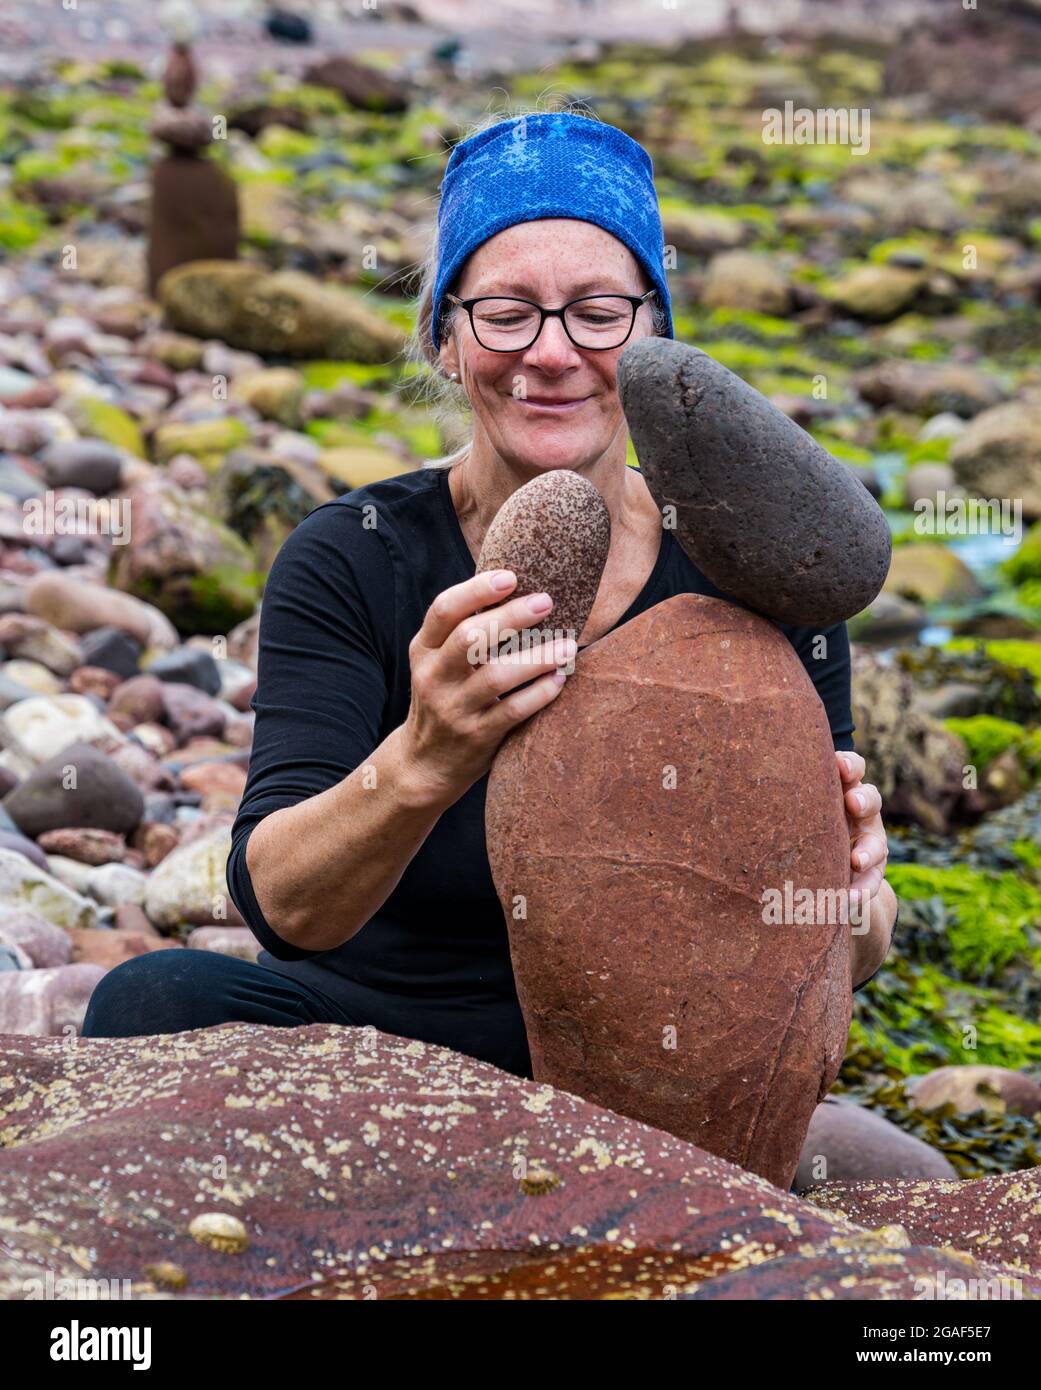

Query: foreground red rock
[
  {"left": 2, "top": 1024, "right": 1034, "bottom": 1301},
  {"left": 804, "top": 1170, "right": 1041, "bottom": 1280},
  {"left": 486, "top": 593, "right": 852, "bottom": 1190}
]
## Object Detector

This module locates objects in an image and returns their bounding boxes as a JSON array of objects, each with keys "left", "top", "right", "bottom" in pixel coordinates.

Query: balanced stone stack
[
  {"left": 483, "top": 345, "right": 893, "bottom": 1190},
  {"left": 147, "top": 39, "right": 239, "bottom": 295}
]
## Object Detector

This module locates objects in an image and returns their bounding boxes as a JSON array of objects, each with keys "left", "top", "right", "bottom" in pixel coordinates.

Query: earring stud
[{"left": 449, "top": 371, "right": 459, "bottom": 380}]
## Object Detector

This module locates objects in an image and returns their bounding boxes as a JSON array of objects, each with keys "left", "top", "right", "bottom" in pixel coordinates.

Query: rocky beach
[{"left": 1, "top": 0, "right": 1041, "bottom": 1306}]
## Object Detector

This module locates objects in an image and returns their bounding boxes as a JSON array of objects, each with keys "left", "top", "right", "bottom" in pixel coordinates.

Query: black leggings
[{"left": 81, "top": 950, "right": 534, "bottom": 1078}]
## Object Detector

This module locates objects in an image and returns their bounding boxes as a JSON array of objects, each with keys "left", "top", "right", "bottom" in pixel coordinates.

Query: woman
[{"left": 84, "top": 111, "right": 896, "bottom": 1078}]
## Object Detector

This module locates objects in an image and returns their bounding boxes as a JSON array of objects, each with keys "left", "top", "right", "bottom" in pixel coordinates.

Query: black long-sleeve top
[{"left": 227, "top": 465, "right": 856, "bottom": 1075}]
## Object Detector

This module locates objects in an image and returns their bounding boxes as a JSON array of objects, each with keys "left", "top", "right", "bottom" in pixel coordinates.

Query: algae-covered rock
[
  {"left": 63, "top": 395, "right": 146, "bottom": 458},
  {"left": 317, "top": 445, "right": 408, "bottom": 489},
  {"left": 238, "top": 181, "right": 300, "bottom": 249},
  {"left": 884, "top": 542, "right": 982, "bottom": 605},
  {"left": 661, "top": 207, "right": 751, "bottom": 255},
  {"left": 232, "top": 367, "right": 305, "bottom": 426},
  {"left": 907, "top": 1065, "right": 1041, "bottom": 1119},
  {"left": 852, "top": 650, "right": 967, "bottom": 832},
  {"left": 702, "top": 251, "right": 791, "bottom": 316},
  {"left": 108, "top": 479, "right": 259, "bottom": 636},
  {"left": 951, "top": 399, "right": 1041, "bottom": 520},
  {"left": 158, "top": 261, "right": 406, "bottom": 363},
  {"left": 854, "top": 362, "right": 1005, "bottom": 419},
  {"left": 153, "top": 416, "right": 252, "bottom": 468},
  {"left": 0, "top": 848, "right": 98, "bottom": 931},
  {"left": 213, "top": 447, "right": 334, "bottom": 571},
  {"left": 303, "top": 55, "right": 410, "bottom": 112},
  {"left": 828, "top": 265, "right": 926, "bottom": 321},
  {"left": 1004, "top": 521, "right": 1041, "bottom": 584}
]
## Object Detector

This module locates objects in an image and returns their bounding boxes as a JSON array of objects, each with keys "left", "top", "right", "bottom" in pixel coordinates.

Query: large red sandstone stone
[
  {"left": 2, "top": 1024, "right": 1034, "bottom": 1301},
  {"left": 486, "top": 593, "right": 852, "bottom": 1190}
]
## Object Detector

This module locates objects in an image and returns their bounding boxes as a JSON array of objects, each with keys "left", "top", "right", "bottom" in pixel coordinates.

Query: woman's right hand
[{"left": 401, "top": 569, "right": 575, "bottom": 803}]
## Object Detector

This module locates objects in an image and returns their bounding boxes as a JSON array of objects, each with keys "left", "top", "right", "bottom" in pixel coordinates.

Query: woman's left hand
[{"left": 836, "top": 751, "right": 888, "bottom": 911}]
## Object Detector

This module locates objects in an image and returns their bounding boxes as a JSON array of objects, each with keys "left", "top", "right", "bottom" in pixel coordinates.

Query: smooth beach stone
[
  {"left": 0, "top": 849, "right": 98, "bottom": 931},
  {"left": 25, "top": 573, "right": 172, "bottom": 648},
  {"left": 36, "top": 828, "right": 127, "bottom": 866},
  {"left": 1, "top": 694, "right": 123, "bottom": 764},
  {"left": 0, "top": 908, "right": 72, "bottom": 969},
  {"left": 151, "top": 109, "right": 213, "bottom": 151},
  {"left": 79, "top": 628, "right": 143, "bottom": 680},
  {"left": 143, "top": 823, "right": 234, "bottom": 929},
  {"left": 0, "top": 963, "right": 105, "bottom": 1036},
  {"left": 794, "top": 1097, "right": 956, "bottom": 1191},
  {"left": 4, "top": 741, "right": 144, "bottom": 838},
  {"left": 186, "top": 925, "right": 260, "bottom": 961},
  {"left": 85, "top": 862, "right": 148, "bottom": 909},
  {"left": 145, "top": 647, "right": 221, "bottom": 697},
  {"left": 476, "top": 470, "right": 611, "bottom": 642},
  {"left": 485, "top": 592, "right": 852, "bottom": 1190},
  {"left": 0, "top": 942, "right": 28, "bottom": 972},
  {"left": 616, "top": 338, "right": 892, "bottom": 626},
  {"left": 0, "top": 829, "right": 49, "bottom": 872},
  {"left": 906, "top": 1065, "right": 1041, "bottom": 1118},
  {"left": 37, "top": 440, "right": 122, "bottom": 495}
]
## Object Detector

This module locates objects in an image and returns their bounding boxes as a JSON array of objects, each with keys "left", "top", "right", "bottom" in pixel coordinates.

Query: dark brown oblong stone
[
  {"left": 476, "top": 470, "right": 611, "bottom": 643},
  {"left": 617, "top": 337, "right": 893, "bottom": 626},
  {"left": 147, "top": 155, "right": 239, "bottom": 296},
  {"left": 485, "top": 592, "right": 852, "bottom": 1190}
]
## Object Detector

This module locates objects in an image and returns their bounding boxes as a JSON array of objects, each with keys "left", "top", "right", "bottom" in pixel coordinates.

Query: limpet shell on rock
[
  {"left": 143, "top": 1260, "right": 188, "bottom": 1289},
  {"left": 519, "top": 1167, "right": 561, "bottom": 1196},
  {"left": 188, "top": 1212, "right": 249, "bottom": 1254}
]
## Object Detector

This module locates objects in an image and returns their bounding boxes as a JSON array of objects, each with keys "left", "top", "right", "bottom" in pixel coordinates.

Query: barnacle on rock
[
  {"left": 143, "top": 1260, "right": 188, "bottom": 1289},
  {"left": 519, "top": 1167, "right": 561, "bottom": 1196},
  {"left": 188, "top": 1212, "right": 249, "bottom": 1254}
]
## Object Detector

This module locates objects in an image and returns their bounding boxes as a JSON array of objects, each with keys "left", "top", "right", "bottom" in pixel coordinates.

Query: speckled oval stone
[
  {"left": 486, "top": 592, "right": 853, "bottom": 1191},
  {"left": 476, "top": 471, "right": 611, "bottom": 642},
  {"left": 617, "top": 338, "right": 892, "bottom": 626}
]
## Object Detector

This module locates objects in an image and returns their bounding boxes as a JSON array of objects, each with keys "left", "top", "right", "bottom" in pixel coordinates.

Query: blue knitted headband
[{"left": 432, "top": 113, "right": 675, "bottom": 351}]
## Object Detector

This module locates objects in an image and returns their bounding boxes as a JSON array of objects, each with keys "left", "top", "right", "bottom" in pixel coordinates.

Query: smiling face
[{"left": 437, "top": 219, "right": 658, "bottom": 477}]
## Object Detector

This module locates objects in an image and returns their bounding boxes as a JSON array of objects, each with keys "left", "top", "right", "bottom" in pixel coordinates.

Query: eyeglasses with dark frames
[{"left": 442, "top": 288, "right": 657, "bottom": 352}]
